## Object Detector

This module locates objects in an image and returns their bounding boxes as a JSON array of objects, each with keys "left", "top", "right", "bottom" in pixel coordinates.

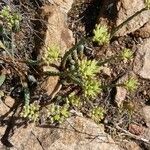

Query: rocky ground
[{"left": 1, "top": 0, "right": 150, "bottom": 149}]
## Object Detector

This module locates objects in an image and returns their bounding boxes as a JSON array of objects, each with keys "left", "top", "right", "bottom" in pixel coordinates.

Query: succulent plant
[
  {"left": 124, "top": 77, "right": 138, "bottom": 92},
  {"left": 47, "top": 103, "right": 70, "bottom": 124},
  {"left": 120, "top": 48, "right": 133, "bottom": 61},
  {"left": 75, "top": 58, "right": 101, "bottom": 98},
  {"left": 0, "top": 5, "right": 21, "bottom": 31},
  {"left": 43, "top": 44, "right": 60, "bottom": 65},
  {"left": 93, "top": 24, "right": 110, "bottom": 45},
  {"left": 145, "top": 0, "right": 150, "bottom": 9},
  {"left": 78, "top": 59, "right": 100, "bottom": 79},
  {"left": 21, "top": 103, "right": 40, "bottom": 122},
  {"left": 83, "top": 78, "right": 101, "bottom": 98},
  {"left": 90, "top": 106, "right": 105, "bottom": 123},
  {"left": 67, "top": 92, "right": 82, "bottom": 108}
]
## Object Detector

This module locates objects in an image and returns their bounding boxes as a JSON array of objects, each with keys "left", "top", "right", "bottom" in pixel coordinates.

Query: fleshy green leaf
[{"left": 0, "top": 74, "right": 6, "bottom": 87}]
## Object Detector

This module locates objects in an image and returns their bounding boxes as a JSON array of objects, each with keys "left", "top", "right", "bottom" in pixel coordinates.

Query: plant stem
[
  {"left": 111, "top": 7, "right": 147, "bottom": 37},
  {"left": 101, "top": 83, "right": 124, "bottom": 90},
  {"left": 44, "top": 71, "right": 62, "bottom": 76},
  {"left": 22, "top": 82, "right": 30, "bottom": 105},
  {"left": 61, "top": 37, "right": 89, "bottom": 70},
  {"left": 45, "top": 71, "right": 83, "bottom": 86}
]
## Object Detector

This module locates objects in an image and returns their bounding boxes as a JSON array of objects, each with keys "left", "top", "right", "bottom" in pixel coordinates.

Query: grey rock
[
  {"left": 38, "top": 4, "right": 74, "bottom": 96},
  {"left": 115, "top": 0, "right": 150, "bottom": 36},
  {"left": 115, "top": 72, "right": 137, "bottom": 107},
  {"left": 115, "top": 75, "right": 128, "bottom": 107},
  {"left": 48, "top": 0, "right": 74, "bottom": 13},
  {"left": 0, "top": 127, "right": 7, "bottom": 150},
  {"left": 101, "top": 66, "right": 111, "bottom": 77},
  {"left": 133, "top": 21, "right": 150, "bottom": 38},
  {"left": 0, "top": 100, "right": 10, "bottom": 116},
  {"left": 142, "top": 106, "right": 150, "bottom": 128},
  {"left": 121, "top": 141, "right": 141, "bottom": 150},
  {"left": 0, "top": 117, "right": 121, "bottom": 150},
  {"left": 142, "top": 128, "right": 150, "bottom": 150},
  {"left": 133, "top": 38, "right": 150, "bottom": 80},
  {"left": 115, "top": 86, "right": 127, "bottom": 107}
]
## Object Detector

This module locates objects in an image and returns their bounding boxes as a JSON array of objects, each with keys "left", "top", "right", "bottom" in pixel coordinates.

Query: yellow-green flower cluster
[
  {"left": 43, "top": 44, "right": 60, "bottom": 65},
  {"left": 90, "top": 106, "right": 105, "bottom": 123},
  {"left": 120, "top": 48, "right": 133, "bottom": 61},
  {"left": 67, "top": 92, "right": 82, "bottom": 108},
  {"left": 124, "top": 77, "right": 138, "bottom": 92},
  {"left": 145, "top": 0, "right": 150, "bottom": 9},
  {"left": 78, "top": 59, "right": 100, "bottom": 79},
  {"left": 93, "top": 24, "right": 110, "bottom": 45},
  {"left": 21, "top": 103, "right": 40, "bottom": 122},
  {"left": 0, "top": 6, "right": 21, "bottom": 31},
  {"left": 78, "top": 59, "right": 101, "bottom": 98},
  {"left": 83, "top": 79, "right": 101, "bottom": 98},
  {"left": 47, "top": 103, "right": 70, "bottom": 124}
]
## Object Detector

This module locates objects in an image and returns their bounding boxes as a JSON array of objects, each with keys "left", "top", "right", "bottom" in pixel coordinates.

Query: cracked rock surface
[
  {"left": 1, "top": 117, "right": 121, "bottom": 150},
  {"left": 115, "top": 0, "right": 150, "bottom": 36},
  {"left": 133, "top": 38, "right": 150, "bottom": 80}
]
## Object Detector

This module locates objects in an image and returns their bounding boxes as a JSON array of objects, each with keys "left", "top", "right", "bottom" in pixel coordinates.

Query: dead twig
[{"left": 109, "top": 124, "right": 150, "bottom": 145}]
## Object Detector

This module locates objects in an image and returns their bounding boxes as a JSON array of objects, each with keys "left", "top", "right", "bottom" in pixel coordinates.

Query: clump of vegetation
[
  {"left": 20, "top": 42, "right": 138, "bottom": 125},
  {"left": 145, "top": 0, "right": 150, "bottom": 9},
  {"left": 90, "top": 106, "right": 105, "bottom": 123},
  {"left": 67, "top": 92, "right": 82, "bottom": 108},
  {"left": 0, "top": 5, "right": 22, "bottom": 32},
  {"left": 93, "top": 24, "right": 110, "bottom": 45},
  {"left": 82, "top": 78, "right": 101, "bottom": 98},
  {"left": 2, "top": 0, "right": 147, "bottom": 127},
  {"left": 78, "top": 59, "right": 100, "bottom": 79},
  {"left": 47, "top": 103, "right": 70, "bottom": 124},
  {"left": 21, "top": 103, "right": 40, "bottom": 122},
  {"left": 76, "top": 59, "right": 101, "bottom": 98},
  {"left": 123, "top": 77, "right": 138, "bottom": 92},
  {"left": 43, "top": 44, "right": 60, "bottom": 65},
  {"left": 120, "top": 48, "right": 133, "bottom": 61}
]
